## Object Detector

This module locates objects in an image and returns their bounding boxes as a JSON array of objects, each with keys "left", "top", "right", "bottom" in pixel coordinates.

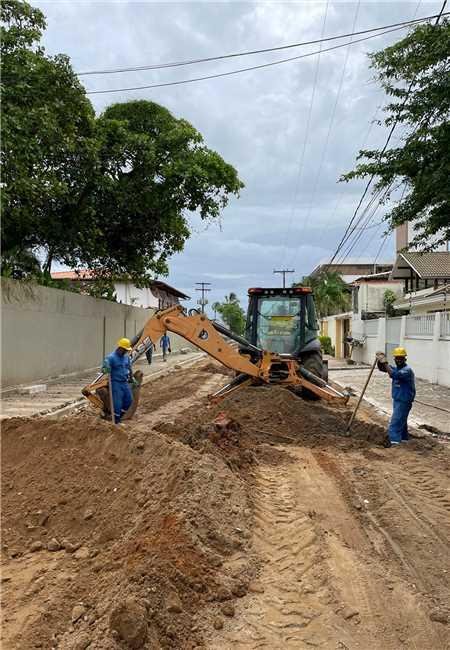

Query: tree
[
  {"left": 1, "top": 0, "right": 96, "bottom": 273},
  {"left": 383, "top": 289, "right": 397, "bottom": 316},
  {"left": 211, "top": 301, "right": 221, "bottom": 320},
  {"left": 1, "top": 1, "right": 244, "bottom": 284},
  {"left": 342, "top": 20, "right": 450, "bottom": 249},
  {"left": 82, "top": 100, "right": 243, "bottom": 282},
  {"left": 298, "top": 272, "right": 351, "bottom": 318},
  {"left": 216, "top": 293, "right": 246, "bottom": 335}
]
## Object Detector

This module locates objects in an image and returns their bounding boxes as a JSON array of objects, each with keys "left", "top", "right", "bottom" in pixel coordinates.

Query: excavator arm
[{"left": 82, "top": 305, "right": 348, "bottom": 412}]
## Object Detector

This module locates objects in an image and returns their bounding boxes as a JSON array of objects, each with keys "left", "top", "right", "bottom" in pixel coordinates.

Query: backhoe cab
[{"left": 245, "top": 287, "right": 327, "bottom": 381}]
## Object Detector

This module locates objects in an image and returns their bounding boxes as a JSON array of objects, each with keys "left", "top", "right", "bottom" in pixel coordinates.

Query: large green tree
[
  {"left": 1, "top": 0, "right": 96, "bottom": 274},
  {"left": 1, "top": 0, "right": 244, "bottom": 283},
  {"left": 297, "top": 272, "right": 351, "bottom": 318},
  {"left": 342, "top": 19, "right": 450, "bottom": 249}
]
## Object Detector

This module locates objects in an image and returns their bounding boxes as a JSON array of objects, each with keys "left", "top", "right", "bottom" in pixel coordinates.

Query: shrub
[{"left": 319, "top": 335, "right": 333, "bottom": 355}]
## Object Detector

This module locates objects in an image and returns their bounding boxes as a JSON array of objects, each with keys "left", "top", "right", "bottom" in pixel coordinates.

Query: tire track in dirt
[{"left": 210, "top": 446, "right": 447, "bottom": 650}]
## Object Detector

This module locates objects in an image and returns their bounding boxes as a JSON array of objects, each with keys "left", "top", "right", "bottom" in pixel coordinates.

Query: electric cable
[
  {"left": 288, "top": 0, "right": 361, "bottom": 268},
  {"left": 77, "top": 12, "right": 445, "bottom": 76},
  {"left": 326, "top": 1, "right": 447, "bottom": 268},
  {"left": 281, "top": 0, "right": 329, "bottom": 264},
  {"left": 85, "top": 22, "right": 438, "bottom": 95}
]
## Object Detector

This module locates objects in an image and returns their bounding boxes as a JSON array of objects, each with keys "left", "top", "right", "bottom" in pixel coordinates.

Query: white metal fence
[
  {"left": 441, "top": 312, "right": 450, "bottom": 338},
  {"left": 405, "top": 314, "right": 435, "bottom": 337}
]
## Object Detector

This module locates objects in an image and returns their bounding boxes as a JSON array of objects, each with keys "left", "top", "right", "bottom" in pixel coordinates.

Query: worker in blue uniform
[
  {"left": 102, "top": 337, "right": 133, "bottom": 423},
  {"left": 376, "top": 347, "right": 416, "bottom": 446}
]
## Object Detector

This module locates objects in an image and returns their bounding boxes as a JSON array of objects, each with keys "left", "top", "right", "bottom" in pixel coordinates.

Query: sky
[{"left": 34, "top": 0, "right": 443, "bottom": 313}]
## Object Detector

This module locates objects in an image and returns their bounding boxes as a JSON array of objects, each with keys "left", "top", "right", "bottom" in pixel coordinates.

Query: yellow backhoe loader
[{"left": 82, "top": 286, "right": 348, "bottom": 414}]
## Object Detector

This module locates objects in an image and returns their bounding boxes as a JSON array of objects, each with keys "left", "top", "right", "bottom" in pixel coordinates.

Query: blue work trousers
[
  {"left": 388, "top": 400, "right": 412, "bottom": 444},
  {"left": 111, "top": 381, "right": 133, "bottom": 423}
]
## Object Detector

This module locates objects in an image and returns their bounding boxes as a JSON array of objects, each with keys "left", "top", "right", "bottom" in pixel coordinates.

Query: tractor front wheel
[{"left": 300, "top": 351, "right": 325, "bottom": 400}]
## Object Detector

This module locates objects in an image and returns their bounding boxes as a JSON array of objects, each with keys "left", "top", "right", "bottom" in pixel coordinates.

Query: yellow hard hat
[
  {"left": 117, "top": 337, "right": 132, "bottom": 351},
  {"left": 393, "top": 346, "right": 407, "bottom": 357}
]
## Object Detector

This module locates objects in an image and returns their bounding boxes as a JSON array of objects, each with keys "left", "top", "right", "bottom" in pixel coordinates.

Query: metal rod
[
  {"left": 345, "top": 356, "right": 378, "bottom": 433},
  {"left": 211, "top": 321, "right": 263, "bottom": 355},
  {"left": 108, "top": 377, "right": 116, "bottom": 425}
]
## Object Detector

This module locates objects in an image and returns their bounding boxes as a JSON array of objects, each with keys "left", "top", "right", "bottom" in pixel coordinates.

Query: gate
[{"left": 386, "top": 317, "right": 402, "bottom": 363}]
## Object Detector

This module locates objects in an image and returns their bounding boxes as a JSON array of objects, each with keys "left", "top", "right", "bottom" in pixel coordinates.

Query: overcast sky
[{"left": 34, "top": 0, "right": 441, "bottom": 311}]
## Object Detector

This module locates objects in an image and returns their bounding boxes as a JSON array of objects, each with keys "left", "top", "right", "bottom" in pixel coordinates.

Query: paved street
[
  {"left": 0, "top": 350, "right": 204, "bottom": 419},
  {"left": 329, "top": 362, "right": 450, "bottom": 434}
]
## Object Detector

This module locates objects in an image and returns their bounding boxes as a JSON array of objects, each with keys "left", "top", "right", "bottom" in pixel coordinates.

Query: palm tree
[
  {"left": 224, "top": 292, "right": 239, "bottom": 304},
  {"left": 212, "top": 301, "right": 221, "bottom": 320},
  {"left": 297, "top": 272, "right": 350, "bottom": 318}
]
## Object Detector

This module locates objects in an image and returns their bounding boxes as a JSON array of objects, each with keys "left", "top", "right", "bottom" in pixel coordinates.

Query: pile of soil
[
  {"left": 3, "top": 362, "right": 439, "bottom": 649},
  {"left": 156, "top": 384, "right": 392, "bottom": 455},
  {"left": 1, "top": 414, "right": 255, "bottom": 649}
]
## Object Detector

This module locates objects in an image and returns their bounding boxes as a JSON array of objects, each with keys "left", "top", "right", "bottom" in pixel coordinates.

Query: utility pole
[
  {"left": 195, "top": 282, "right": 211, "bottom": 314},
  {"left": 273, "top": 269, "right": 295, "bottom": 288}
]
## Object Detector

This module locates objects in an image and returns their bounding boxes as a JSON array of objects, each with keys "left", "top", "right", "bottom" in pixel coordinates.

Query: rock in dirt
[
  {"left": 67, "top": 632, "right": 91, "bottom": 650},
  {"left": 430, "top": 608, "right": 449, "bottom": 624},
  {"left": 341, "top": 607, "right": 359, "bottom": 620},
  {"left": 213, "top": 616, "right": 224, "bottom": 630},
  {"left": 71, "top": 605, "right": 87, "bottom": 623},
  {"left": 215, "top": 586, "right": 231, "bottom": 602},
  {"left": 109, "top": 598, "right": 148, "bottom": 648},
  {"left": 221, "top": 603, "right": 235, "bottom": 617},
  {"left": 47, "top": 538, "right": 61, "bottom": 552},
  {"left": 166, "top": 592, "right": 183, "bottom": 614},
  {"left": 83, "top": 509, "right": 94, "bottom": 521},
  {"left": 29, "top": 540, "right": 43, "bottom": 552},
  {"left": 231, "top": 582, "right": 248, "bottom": 598},
  {"left": 74, "top": 547, "right": 90, "bottom": 560}
]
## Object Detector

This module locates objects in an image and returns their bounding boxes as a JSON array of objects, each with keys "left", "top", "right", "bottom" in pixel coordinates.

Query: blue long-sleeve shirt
[
  {"left": 390, "top": 364, "right": 416, "bottom": 403},
  {"left": 160, "top": 335, "right": 171, "bottom": 351},
  {"left": 103, "top": 350, "right": 132, "bottom": 383}
]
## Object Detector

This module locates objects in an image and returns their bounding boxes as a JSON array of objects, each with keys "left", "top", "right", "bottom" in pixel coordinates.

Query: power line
[
  {"left": 289, "top": 1, "right": 361, "bottom": 268},
  {"left": 77, "top": 13, "right": 444, "bottom": 76},
  {"left": 281, "top": 0, "right": 329, "bottom": 264},
  {"left": 85, "top": 21, "right": 441, "bottom": 95},
  {"left": 326, "top": 1, "right": 448, "bottom": 268}
]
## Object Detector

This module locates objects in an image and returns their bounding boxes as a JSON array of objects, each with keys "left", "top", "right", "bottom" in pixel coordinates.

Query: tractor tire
[{"left": 300, "top": 351, "right": 325, "bottom": 400}]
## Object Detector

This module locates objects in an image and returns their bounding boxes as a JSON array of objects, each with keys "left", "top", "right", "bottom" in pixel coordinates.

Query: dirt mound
[
  {"left": 156, "top": 385, "right": 390, "bottom": 454},
  {"left": 1, "top": 415, "right": 255, "bottom": 649}
]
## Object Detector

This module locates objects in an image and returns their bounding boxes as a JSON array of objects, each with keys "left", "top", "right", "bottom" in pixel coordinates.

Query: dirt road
[{"left": 2, "top": 360, "right": 450, "bottom": 649}]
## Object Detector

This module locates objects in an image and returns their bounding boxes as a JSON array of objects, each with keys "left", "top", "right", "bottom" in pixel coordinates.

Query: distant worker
[
  {"left": 102, "top": 338, "right": 133, "bottom": 424},
  {"left": 376, "top": 347, "right": 416, "bottom": 447},
  {"left": 145, "top": 341, "right": 157, "bottom": 365},
  {"left": 160, "top": 332, "right": 171, "bottom": 362}
]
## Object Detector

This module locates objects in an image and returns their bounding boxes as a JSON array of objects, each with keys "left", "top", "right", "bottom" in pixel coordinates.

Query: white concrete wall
[
  {"left": 1, "top": 279, "right": 191, "bottom": 387},
  {"left": 350, "top": 311, "right": 450, "bottom": 387},
  {"left": 355, "top": 281, "right": 403, "bottom": 317}
]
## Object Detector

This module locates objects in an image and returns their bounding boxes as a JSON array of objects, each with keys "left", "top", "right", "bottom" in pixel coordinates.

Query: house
[
  {"left": 309, "top": 261, "right": 392, "bottom": 284},
  {"left": 50, "top": 271, "right": 190, "bottom": 309},
  {"left": 318, "top": 266, "right": 401, "bottom": 360},
  {"left": 352, "top": 271, "right": 403, "bottom": 320},
  {"left": 390, "top": 251, "right": 450, "bottom": 314}
]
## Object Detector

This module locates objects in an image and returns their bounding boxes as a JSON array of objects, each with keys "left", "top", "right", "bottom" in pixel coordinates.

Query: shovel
[{"left": 345, "top": 356, "right": 378, "bottom": 434}]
